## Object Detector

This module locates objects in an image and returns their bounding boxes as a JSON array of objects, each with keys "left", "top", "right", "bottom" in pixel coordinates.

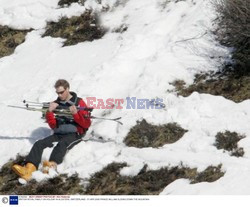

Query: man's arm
[
  {"left": 45, "top": 102, "right": 58, "bottom": 129},
  {"left": 71, "top": 99, "right": 91, "bottom": 129}
]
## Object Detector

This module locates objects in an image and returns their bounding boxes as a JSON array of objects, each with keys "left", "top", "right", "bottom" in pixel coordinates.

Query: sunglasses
[{"left": 56, "top": 90, "right": 65, "bottom": 95}]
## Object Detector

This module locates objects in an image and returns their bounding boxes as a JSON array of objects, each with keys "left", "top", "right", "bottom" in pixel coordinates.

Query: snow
[{"left": 0, "top": 0, "right": 249, "bottom": 194}]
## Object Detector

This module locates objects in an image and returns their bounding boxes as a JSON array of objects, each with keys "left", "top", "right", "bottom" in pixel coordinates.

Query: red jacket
[{"left": 46, "top": 98, "right": 91, "bottom": 134}]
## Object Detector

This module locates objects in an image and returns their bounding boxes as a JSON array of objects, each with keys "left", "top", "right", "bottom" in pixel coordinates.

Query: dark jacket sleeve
[{"left": 72, "top": 99, "right": 91, "bottom": 129}]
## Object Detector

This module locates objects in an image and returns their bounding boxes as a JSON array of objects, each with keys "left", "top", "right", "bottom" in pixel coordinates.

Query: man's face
[{"left": 56, "top": 86, "right": 70, "bottom": 101}]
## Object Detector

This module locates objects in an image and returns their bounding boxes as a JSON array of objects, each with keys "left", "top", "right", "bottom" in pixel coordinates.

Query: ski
[
  {"left": 8, "top": 103, "right": 122, "bottom": 125},
  {"left": 90, "top": 116, "right": 123, "bottom": 125}
]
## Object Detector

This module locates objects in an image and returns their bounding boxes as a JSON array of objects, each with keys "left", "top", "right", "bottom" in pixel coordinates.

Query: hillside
[{"left": 0, "top": 0, "right": 250, "bottom": 195}]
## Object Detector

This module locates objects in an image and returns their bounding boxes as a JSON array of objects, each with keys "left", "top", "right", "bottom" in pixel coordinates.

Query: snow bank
[{"left": 0, "top": 0, "right": 248, "bottom": 194}]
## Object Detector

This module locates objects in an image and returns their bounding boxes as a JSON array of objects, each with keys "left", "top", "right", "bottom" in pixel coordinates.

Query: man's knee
[
  {"left": 55, "top": 140, "right": 68, "bottom": 149},
  {"left": 54, "top": 138, "right": 80, "bottom": 152},
  {"left": 34, "top": 139, "right": 53, "bottom": 148},
  {"left": 34, "top": 140, "right": 43, "bottom": 147}
]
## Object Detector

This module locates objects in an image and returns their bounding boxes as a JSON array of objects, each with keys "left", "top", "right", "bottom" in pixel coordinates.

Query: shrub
[{"left": 214, "top": 0, "right": 250, "bottom": 76}]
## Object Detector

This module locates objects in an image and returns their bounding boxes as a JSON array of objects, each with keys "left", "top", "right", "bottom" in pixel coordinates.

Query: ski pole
[
  {"left": 24, "top": 101, "right": 93, "bottom": 112},
  {"left": 89, "top": 116, "right": 123, "bottom": 125},
  {"left": 8, "top": 105, "right": 72, "bottom": 116},
  {"left": 23, "top": 100, "right": 46, "bottom": 105},
  {"left": 25, "top": 103, "right": 93, "bottom": 112},
  {"left": 8, "top": 105, "right": 48, "bottom": 113}
]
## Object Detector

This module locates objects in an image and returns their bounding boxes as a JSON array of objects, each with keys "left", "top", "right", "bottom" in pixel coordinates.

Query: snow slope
[{"left": 1, "top": 0, "right": 250, "bottom": 194}]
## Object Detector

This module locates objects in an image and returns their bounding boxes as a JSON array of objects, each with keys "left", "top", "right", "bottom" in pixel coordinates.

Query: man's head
[{"left": 54, "top": 79, "right": 70, "bottom": 101}]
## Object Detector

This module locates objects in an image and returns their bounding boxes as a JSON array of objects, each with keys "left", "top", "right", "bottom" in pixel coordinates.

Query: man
[{"left": 12, "top": 79, "right": 91, "bottom": 181}]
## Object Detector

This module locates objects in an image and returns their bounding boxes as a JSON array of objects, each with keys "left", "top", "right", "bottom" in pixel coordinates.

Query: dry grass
[
  {"left": 0, "top": 25, "right": 30, "bottom": 58},
  {"left": 215, "top": 131, "right": 245, "bottom": 157},
  {"left": 42, "top": 11, "right": 105, "bottom": 46},
  {"left": 58, "top": 0, "right": 85, "bottom": 7},
  {"left": 172, "top": 75, "right": 250, "bottom": 103},
  {"left": 0, "top": 156, "right": 224, "bottom": 195},
  {"left": 124, "top": 119, "right": 188, "bottom": 148},
  {"left": 85, "top": 163, "right": 224, "bottom": 195}
]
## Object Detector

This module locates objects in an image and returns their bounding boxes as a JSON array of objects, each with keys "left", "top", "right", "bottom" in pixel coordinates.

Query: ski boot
[
  {"left": 42, "top": 161, "right": 57, "bottom": 174},
  {"left": 12, "top": 163, "right": 37, "bottom": 181}
]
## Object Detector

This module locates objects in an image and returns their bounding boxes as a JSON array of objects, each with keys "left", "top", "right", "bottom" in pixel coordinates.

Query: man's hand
[
  {"left": 69, "top": 105, "right": 78, "bottom": 115},
  {"left": 48, "top": 102, "right": 59, "bottom": 112}
]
